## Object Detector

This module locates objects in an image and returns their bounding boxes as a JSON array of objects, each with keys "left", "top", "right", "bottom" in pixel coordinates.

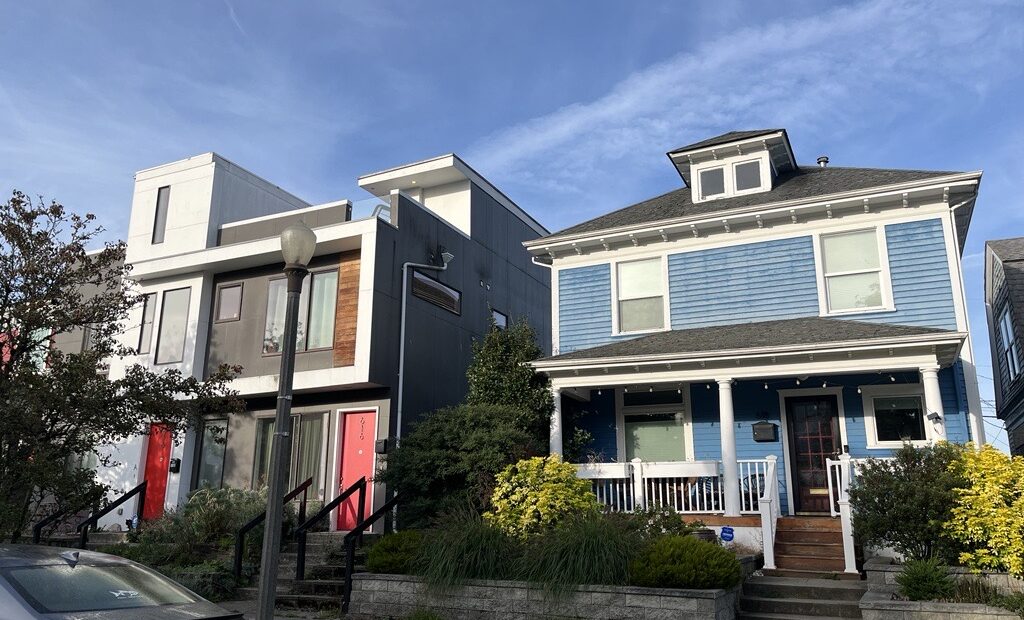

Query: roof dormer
[{"left": 666, "top": 129, "right": 797, "bottom": 203}]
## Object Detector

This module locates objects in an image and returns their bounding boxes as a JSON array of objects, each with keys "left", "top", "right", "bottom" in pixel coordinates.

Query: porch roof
[{"left": 537, "top": 318, "right": 962, "bottom": 368}]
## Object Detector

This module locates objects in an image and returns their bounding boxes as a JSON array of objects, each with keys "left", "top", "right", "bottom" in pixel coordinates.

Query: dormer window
[
  {"left": 734, "top": 160, "right": 762, "bottom": 192},
  {"left": 699, "top": 168, "right": 725, "bottom": 199},
  {"left": 692, "top": 155, "right": 770, "bottom": 203}
]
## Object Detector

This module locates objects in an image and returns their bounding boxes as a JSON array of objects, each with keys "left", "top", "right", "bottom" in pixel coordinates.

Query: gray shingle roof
[
  {"left": 989, "top": 237, "right": 1024, "bottom": 262},
  {"left": 668, "top": 129, "right": 785, "bottom": 154},
  {"left": 539, "top": 317, "right": 955, "bottom": 363},
  {"left": 544, "top": 165, "right": 961, "bottom": 240}
]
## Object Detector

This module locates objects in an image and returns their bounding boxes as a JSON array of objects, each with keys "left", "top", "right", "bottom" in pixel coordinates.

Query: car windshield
[{"left": 2, "top": 562, "right": 198, "bottom": 613}]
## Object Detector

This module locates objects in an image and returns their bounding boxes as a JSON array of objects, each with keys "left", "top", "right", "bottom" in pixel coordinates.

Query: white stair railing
[
  {"left": 832, "top": 454, "right": 859, "bottom": 574},
  {"left": 758, "top": 455, "right": 780, "bottom": 570}
]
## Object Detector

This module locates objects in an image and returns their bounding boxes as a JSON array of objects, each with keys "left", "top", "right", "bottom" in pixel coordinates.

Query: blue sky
[{"left": 2, "top": 0, "right": 1022, "bottom": 449}]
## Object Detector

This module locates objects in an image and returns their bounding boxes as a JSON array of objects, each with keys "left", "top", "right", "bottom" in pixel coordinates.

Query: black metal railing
[
  {"left": 341, "top": 493, "right": 398, "bottom": 613},
  {"left": 232, "top": 477, "right": 313, "bottom": 579},
  {"left": 76, "top": 480, "right": 147, "bottom": 549},
  {"left": 293, "top": 477, "right": 366, "bottom": 581}
]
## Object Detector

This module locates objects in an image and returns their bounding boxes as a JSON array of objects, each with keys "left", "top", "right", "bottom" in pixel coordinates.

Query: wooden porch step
[
  {"left": 776, "top": 528, "right": 843, "bottom": 544},
  {"left": 761, "top": 568, "right": 863, "bottom": 581},
  {"left": 774, "top": 541, "right": 844, "bottom": 558},
  {"left": 776, "top": 516, "right": 842, "bottom": 531},
  {"left": 775, "top": 553, "right": 847, "bottom": 572}
]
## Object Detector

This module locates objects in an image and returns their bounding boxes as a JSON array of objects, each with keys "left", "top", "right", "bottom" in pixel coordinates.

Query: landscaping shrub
[
  {"left": 367, "top": 530, "right": 423, "bottom": 574},
  {"left": 161, "top": 561, "right": 236, "bottom": 601},
  {"left": 608, "top": 505, "right": 703, "bottom": 542},
  {"left": 380, "top": 404, "right": 539, "bottom": 529},
  {"left": 848, "top": 443, "right": 967, "bottom": 561},
  {"left": 414, "top": 507, "right": 518, "bottom": 589},
  {"left": 485, "top": 455, "right": 598, "bottom": 538},
  {"left": 945, "top": 444, "right": 1024, "bottom": 577},
  {"left": 518, "top": 512, "right": 637, "bottom": 596},
  {"left": 895, "top": 557, "right": 955, "bottom": 601},
  {"left": 629, "top": 535, "right": 742, "bottom": 589}
]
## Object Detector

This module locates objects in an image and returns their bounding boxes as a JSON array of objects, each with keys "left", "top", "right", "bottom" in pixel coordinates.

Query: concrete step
[
  {"left": 774, "top": 542, "right": 845, "bottom": 558},
  {"left": 776, "top": 529, "right": 843, "bottom": 544},
  {"left": 776, "top": 517, "right": 842, "bottom": 531},
  {"left": 291, "top": 579, "right": 346, "bottom": 596},
  {"left": 739, "top": 614, "right": 853, "bottom": 620},
  {"left": 740, "top": 595, "right": 862, "bottom": 618},
  {"left": 272, "top": 593, "right": 340, "bottom": 610},
  {"left": 776, "top": 553, "right": 847, "bottom": 572},
  {"left": 743, "top": 577, "right": 866, "bottom": 602},
  {"left": 761, "top": 568, "right": 863, "bottom": 581}
]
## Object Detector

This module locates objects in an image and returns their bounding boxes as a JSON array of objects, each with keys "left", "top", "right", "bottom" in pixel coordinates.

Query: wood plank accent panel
[{"left": 334, "top": 249, "right": 360, "bottom": 367}]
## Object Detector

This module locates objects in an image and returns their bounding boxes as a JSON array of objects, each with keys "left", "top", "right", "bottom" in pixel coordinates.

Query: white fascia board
[
  {"left": 129, "top": 217, "right": 378, "bottom": 281},
  {"left": 525, "top": 172, "right": 982, "bottom": 254},
  {"left": 228, "top": 366, "right": 372, "bottom": 396},
  {"left": 531, "top": 333, "right": 966, "bottom": 372},
  {"left": 220, "top": 200, "right": 351, "bottom": 230}
]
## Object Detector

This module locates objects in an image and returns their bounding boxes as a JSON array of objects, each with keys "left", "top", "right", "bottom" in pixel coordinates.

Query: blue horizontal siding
[
  {"left": 848, "top": 219, "right": 957, "bottom": 330},
  {"left": 563, "top": 389, "right": 618, "bottom": 461},
  {"left": 668, "top": 237, "right": 819, "bottom": 329},
  {"left": 558, "top": 264, "right": 614, "bottom": 353}
]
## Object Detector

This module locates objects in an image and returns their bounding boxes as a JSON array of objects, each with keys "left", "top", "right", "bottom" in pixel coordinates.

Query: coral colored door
[
  {"left": 336, "top": 411, "right": 376, "bottom": 530},
  {"left": 142, "top": 424, "right": 172, "bottom": 520}
]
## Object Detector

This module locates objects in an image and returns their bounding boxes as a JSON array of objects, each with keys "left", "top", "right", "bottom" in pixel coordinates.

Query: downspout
[{"left": 949, "top": 197, "right": 987, "bottom": 448}]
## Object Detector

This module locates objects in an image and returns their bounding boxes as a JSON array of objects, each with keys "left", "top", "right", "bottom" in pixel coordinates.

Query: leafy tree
[
  {"left": 484, "top": 455, "right": 598, "bottom": 539},
  {"left": 466, "top": 318, "right": 552, "bottom": 444},
  {"left": 379, "top": 404, "right": 537, "bottom": 528},
  {"left": 848, "top": 443, "right": 967, "bottom": 561},
  {"left": 0, "top": 191, "right": 242, "bottom": 542}
]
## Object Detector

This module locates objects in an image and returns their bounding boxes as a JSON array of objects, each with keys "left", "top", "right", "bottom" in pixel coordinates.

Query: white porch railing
[
  {"left": 576, "top": 458, "right": 776, "bottom": 515},
  {"left": 825, "top": 454, "right": 878, "bottom": 575},
  {"left": 825, "top": 456, "right": 871, "bottom": 517},
  {"left": 758, "top": 455, "right": 781, "bottom": 570}
]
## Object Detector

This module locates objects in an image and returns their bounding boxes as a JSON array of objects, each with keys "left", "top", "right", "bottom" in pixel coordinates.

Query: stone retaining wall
[
  {"left": 864, "top": 557, "right": 1024, "bottom": 595},
  {"left": 348, "top": 573, "right": 739, "bottom": 619},
  {"left": 860, "top": 588, "right": 1017, "bottom": 619}
]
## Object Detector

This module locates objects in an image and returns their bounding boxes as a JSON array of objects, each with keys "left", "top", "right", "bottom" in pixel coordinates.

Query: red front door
[
  {"left": 142, "top": 424, "right": 172, "bottom": 520},
  {"left": 337, "top": 411, "right": 376, "bottom": 530}
]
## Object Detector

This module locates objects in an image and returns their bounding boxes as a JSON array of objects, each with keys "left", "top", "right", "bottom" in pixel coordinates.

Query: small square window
[
  {"left": 491, "top": 309, "right": 508, "bottom": 329},
  {"left": 215, "top": 284, "right": 242, "bottom": 322},
  {"left": 699, "top": 168, "right": 725, "bottom": 199},
  {"left": 734, "top": 161, "right": 761, "bottom": 191}
]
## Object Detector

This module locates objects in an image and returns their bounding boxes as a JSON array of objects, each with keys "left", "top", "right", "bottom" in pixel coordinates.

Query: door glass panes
[
  {"left": 700, "top": 167, "right": 725, "bottom": 198},
  {"left": 155, "top": 287, "right": 190, "bottom": 364},
  {"left": 624, "top": 413, "right": 686, "bottom": 461},
  {"left": 196, "top": 420, "right": 227, "bottom": 489},
  {"left": 734, "top": 161, "right": 761, "bottom": 191},
  {"left": 307, "top": 271, "right": 338, "bottom": 349},
  {"left": 873, "top": 396, "right": 926, "bottom": 442}
]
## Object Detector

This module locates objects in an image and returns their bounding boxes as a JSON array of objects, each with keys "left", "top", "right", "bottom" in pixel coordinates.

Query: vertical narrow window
[
  {"left": 152, "top": 186, "right": 170, "bottom": 244},
  {"left": 81, "top": 325, "right": 96, "bottom": 352},
  {"left": 1000, "top": 307, "right": 1021, "bottom": 380},
  {"left": 306, "top": 271, "right": 338, "bottom": 349},
  {"left": 293, "top": 413, "right": 326, "bottom": 497},
  {"left": 263, "top": 270, "right": 338, "bottom": 354},
  {"left": 215, "top": 284, "right": 243, "bottom": 322},
  {"left": 491, "top": 309, "right": 508, "bottom": 330},
  {"left": 138, "top": 293, "right": 156, "bottom": 354},
  {"left": 195, "top": 420, "right": 227, "bottom": 489},
  {"left": 253, "top": 418, "right": 277, "bottom": 487},
  {"left": 616, "top": 258, "right": 665, "bottom": 333},
  {"left": 820, "top": 229, "right": 886, "bottom": 312},
  {"left": 155, "top": 287, "right": 190, "bottom": 364}
]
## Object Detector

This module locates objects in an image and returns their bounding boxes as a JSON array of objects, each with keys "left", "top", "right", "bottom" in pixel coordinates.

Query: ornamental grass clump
[
  {"left": 629, "top": 535, "right": 742, "bottom": 590},
  {"left": 367, "top": 530, "right": 423, "bottom": 575},
  {"left": 945, "top": 444, "right": 1024, "bottom": 577},
  {"left": 414, "top": 507, "right": 518, "bottom": 590},
  {"left": 484, "top": 455, "right": 598, "bottom": 538},
  {"left": 896, "top": 557, "right": 955, "bottom": 601}
]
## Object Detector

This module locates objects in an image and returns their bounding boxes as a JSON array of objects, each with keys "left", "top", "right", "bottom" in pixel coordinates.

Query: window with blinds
[{"left": 411, "top": 270, "right": 461, "bottom": 315}]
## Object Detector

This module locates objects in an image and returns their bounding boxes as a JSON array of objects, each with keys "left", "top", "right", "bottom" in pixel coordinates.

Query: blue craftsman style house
[{"left": 525, "top": 129, "right": 986, "bottom": 573}]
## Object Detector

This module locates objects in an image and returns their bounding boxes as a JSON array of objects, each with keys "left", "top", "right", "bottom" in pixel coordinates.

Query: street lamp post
[{"left": 256, "top": 222, "right": 317, "bottom": 620}]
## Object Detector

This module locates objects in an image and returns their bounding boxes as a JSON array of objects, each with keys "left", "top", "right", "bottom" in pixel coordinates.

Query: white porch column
[
  {"left": 717, "top": 378, "right": 741, "bottom": 517},
  {"left": 920, "top": 365, "right": 947, "bottom": 441},
  {"left": 550, "top": 388, "right": 563, "bottom": 457}
]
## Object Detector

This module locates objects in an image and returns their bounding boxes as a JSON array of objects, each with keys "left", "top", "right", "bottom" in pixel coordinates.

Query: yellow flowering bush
[
  {"left": 945, "top": 444, "right": 1024, "bottom": 576},
  {"left": 484, "top": 455, "right": 598, "bottom": 538}
]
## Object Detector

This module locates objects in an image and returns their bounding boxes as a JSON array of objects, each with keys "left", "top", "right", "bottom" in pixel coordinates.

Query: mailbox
[
  {"left": 375, "top": 438, "right": 389, "bottom": 454},
  {"left": 168, "top": 457, "right": 181, "bottom": 473},
  {"left": 752, "top": 421, "right": 778, "bottom": 442}
]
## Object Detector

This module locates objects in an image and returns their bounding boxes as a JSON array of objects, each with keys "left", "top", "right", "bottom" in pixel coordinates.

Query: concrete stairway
[
  {"left": 235, "top": 531, "right": 370, "bottom": 611},
  {"left": 39, "top": 531, "right": 128, "bottom": 550},
  {"left": 738, "top": 576, "right": 867, "bottom": 619}
]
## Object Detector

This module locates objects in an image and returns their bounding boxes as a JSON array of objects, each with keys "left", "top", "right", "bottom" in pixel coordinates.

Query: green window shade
[{"left": 624, "top": 413, "right": 687, "bottom": 461}]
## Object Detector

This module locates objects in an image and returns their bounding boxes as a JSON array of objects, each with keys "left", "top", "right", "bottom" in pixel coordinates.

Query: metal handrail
[
  {"left": 293, "top": 477, "right": 366, "bottom": 581},
  {"left": 232, "top": 477, "right": 314, "bottom": 579},
  {"left": 341, "top": 494, "right": 398, "bottom": 613},
  {"left": 76, "top": 480, "right": 147, "bottom": 549}
]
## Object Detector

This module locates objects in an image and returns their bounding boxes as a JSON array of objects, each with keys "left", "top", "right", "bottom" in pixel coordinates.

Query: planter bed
[
  {"left": 348, "top": 573, "right": 739, "bottom": 619},
  {"left": 865, "top": 556, "right": 1024, "bottom": 595},
  {"left": 860, "top": 588, "right": 1017, "bottom": 619}
]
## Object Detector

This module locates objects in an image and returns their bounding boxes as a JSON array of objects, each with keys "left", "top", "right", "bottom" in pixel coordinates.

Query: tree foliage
[
  {"left": 379, "top": 404, "right": 538, "bottom": 528},
  {"left": 466, "top": 318, "right": 552, "bottom": 444},
  {"left": 484, "top": 455, "right": 598, "bottom": 539},
  {"left": 945, "top": 444, "right": 1024, "bottom": 576},
  {"left": 0, "top": 191, "right": 242, "bottom": 541},
  {"left": 848, "top": 443, "right": 967, "bottom": 561}
]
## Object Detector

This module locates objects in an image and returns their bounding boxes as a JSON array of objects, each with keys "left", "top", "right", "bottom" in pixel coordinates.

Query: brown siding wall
[{"left": 334, "top": 249, "right": 360, "bottom": 367}]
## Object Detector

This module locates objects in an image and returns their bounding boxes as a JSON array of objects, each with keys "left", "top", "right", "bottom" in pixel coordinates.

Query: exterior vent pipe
[{"left": 817, "top": 155, "right": 830, "bottom": 168}]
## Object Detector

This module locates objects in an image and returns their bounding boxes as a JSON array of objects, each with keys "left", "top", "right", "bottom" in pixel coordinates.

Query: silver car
[{"left": 0, "top": 545, "right": 244, "bottom": 619}]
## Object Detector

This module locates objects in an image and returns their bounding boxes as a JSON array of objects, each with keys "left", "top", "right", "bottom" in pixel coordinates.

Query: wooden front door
[
  {"left": 336, "top": 410, "right": 376, "bottom": 530},
  {"left": 142, "top": 424, "right": 172, "bottom": 520},
  {"left": 786, "top": 395, "right": 840, "bottom": 513}
]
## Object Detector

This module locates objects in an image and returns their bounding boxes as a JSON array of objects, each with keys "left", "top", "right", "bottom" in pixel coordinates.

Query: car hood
[{"left": 44, "top": 601, "right": 243, "bottom": 620}]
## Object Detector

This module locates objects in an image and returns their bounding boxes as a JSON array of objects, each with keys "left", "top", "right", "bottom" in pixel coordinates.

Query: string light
[
  {"left": 890, "top": 375, "right": 896, "bottom": 382},
  {"left": 624, "top": 387, "right": 629, "bottom": 393},
  {"left": 822, "top": 381, "right": 828, "bottom": 388},
  {"left": 597, "top": 389, "right": 602, "bottom": 396},
  {"left": 649, "top": 386, "right": 654, "bottom": 393},
  {"left": 764, "top": 382, "right": 769, "bottom": 390},
  {"left": 795, "top": 379, "right": 801, "bottom": 385},
  {"left": 857, "top": 387, "right": 862, "bottom": 394},
  {"left": 706, "top": 383, "right": 711, "bottom": 390}
]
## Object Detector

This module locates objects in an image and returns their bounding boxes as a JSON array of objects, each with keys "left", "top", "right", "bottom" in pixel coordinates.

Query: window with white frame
[
  {"left": 620, "top": 388, "right": 688, "bottom": 461},
  {"left": 699, "top": 167, "right": 726, "bottom": 199},
  {"left": 616, "top": 258, "right": 665, "bottom": 333},
  {"left": 733, "top": 160, "right": 762, "bottom": 192},
  {"left": 999, "top": 306, "right": 1021, "bottom": 380},
  {"left": 861, "top": 385, "right": 931, "bottom": 448},
  {"left": 692, "top": 156, "right": 768, "bottom": 202},
  {"left": 819, "top": 229, "right": 888, "bottom": 313},
  {"left": 263, "top": 269, "right": 338, "bottom": 354}
]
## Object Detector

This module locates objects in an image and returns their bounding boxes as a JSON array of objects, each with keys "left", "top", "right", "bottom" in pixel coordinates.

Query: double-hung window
[
  {"left": 264, "top": 269, "right": 338, "bottom": 354},
  {"left": 999, "top": 307, "right": 1021, "bottom": 380},
  {"left": 819, "top": 229, "right": 889, "bottom": 313},
  {"left": 616, "top": 258, "right": 665, "bottom": 333}
]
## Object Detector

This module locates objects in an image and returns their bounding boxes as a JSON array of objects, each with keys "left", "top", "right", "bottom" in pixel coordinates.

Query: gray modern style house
[
  {"left": 985, "top": 237, "right": 1024, "bottom": 455},
  {"left": 87, "top": 152, "right": 550, "bottom": 530}
]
